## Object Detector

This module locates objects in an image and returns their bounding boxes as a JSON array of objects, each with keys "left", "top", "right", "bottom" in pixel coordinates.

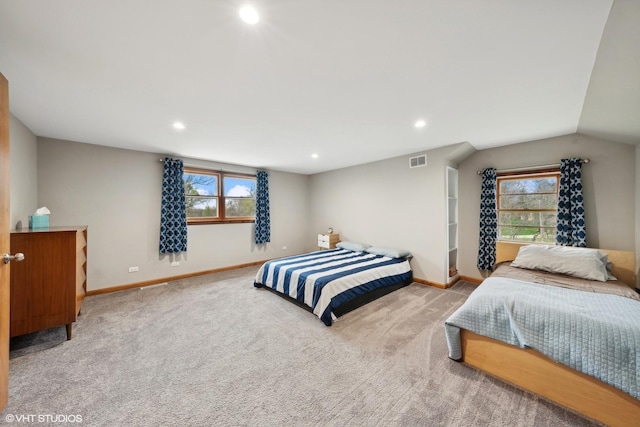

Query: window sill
[{"left": 188, "top": 219, "right": 255, "bottom": 225}]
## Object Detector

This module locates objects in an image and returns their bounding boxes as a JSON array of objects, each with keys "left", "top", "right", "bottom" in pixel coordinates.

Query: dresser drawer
[
  {"left": 318, "top": 234, "right": 330, "bottom": 248},
  {"left": 318, "top": 233, "right": 339, "bottom": 249}
]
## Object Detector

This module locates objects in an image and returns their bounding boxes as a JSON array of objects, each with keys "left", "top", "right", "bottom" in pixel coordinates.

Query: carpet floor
[{"left": 1, "top": 267, "right": 599, "bottom": 426}]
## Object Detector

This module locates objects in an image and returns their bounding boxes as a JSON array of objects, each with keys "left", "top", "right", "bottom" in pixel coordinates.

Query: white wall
[
  {"left": 458, "top": 133, "right": 636, "bottom": 281},
  {"left": 37, "top": 138, "right": 310, "bottom": 291},
  {"left": 309, "top": 143, "right": 474, "bottom": 284},
  {"left": 9, "top": 113, "right": 37, "bottom": 228}
]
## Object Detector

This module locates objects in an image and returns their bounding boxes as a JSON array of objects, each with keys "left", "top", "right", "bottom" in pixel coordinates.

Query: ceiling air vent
[{"left": 409, "top": 154, "right": 427, "bottom": 168}]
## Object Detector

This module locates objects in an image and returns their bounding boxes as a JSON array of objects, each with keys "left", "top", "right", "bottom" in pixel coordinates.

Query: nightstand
[{"left": 318, "top": 233, "right": 340, "bottom": 249}]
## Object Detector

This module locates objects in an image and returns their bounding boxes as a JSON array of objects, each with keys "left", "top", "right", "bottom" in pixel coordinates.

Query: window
[
  {"left": 183, "top": 167, "right": 256, "bottom": 224},
  {"left": 497, "top": 170, "right": 560, "bottom": 243}
]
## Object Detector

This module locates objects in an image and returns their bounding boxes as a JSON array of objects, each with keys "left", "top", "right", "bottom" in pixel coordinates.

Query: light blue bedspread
[{"left": 445, "top": 277, "right": 640, "bottom": 399}]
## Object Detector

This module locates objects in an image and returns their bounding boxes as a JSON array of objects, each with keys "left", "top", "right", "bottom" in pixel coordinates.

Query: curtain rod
[
  {"left": 159, "top": 158, "right": 202, "bottom": 169},
  {"left": 159, "top": 158, "right": 258, "bottom": 174},
  {"left": 476, "top": 159, "right": 590, "bottom": 175}
]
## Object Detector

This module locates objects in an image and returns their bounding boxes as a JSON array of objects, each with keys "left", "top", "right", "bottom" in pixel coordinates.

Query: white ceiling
[{"left": 0, "top": 0, "right": 620, "bottom": 174}]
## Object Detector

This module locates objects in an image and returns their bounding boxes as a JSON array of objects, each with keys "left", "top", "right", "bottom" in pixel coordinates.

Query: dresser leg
[{"left": 65, "top": 323, "right": 72, "bottom": 340}]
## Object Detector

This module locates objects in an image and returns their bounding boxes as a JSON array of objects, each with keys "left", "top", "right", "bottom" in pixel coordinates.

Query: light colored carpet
[{"left": 2, "top": 267, "right": 599, "bottom": 426}]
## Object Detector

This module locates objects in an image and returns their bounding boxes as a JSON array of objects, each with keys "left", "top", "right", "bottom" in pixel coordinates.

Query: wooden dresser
[{"left": 10, "top": 226, "right": 87, "bottom": 340}]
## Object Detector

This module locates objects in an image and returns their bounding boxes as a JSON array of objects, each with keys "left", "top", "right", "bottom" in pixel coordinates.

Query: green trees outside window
[
  {"left": 183, "top": 168, "right": 256, "bottom": 224},
  {"left": 497, "top": 172, "right": 559, "bottom": 243}
]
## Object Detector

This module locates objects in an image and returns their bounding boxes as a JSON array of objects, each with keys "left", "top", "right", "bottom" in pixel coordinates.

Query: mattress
[
  {"left": 491, "top": 261, "right": 640, "bottom": 300},
  {"left": 444, "top": 266, "right": 640, "bottom": 399},
  {"left": 254, "top": 249, "right": 412, "bottom": 325}
]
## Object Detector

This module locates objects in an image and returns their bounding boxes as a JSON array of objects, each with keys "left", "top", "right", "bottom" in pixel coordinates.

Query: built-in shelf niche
[{"left": 446, "top": 166, "right": 459, "bottom": 283}]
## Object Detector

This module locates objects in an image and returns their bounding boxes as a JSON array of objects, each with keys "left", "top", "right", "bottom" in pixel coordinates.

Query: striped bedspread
[{"left": 254, "top": 249, "right": 412, "bottom": 325}]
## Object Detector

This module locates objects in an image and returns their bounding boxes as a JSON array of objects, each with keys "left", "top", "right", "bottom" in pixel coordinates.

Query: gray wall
[
  {"left": 12, "top": 131, "right": 640, "bottom": 290},
  {"left": 636, "top": 145, "right": 640, "bottom": 286},
  {"left": 9, "top": 113, "right": 37, "bottom": 228},
  {"left": 308, "top": 143, "right": 473, "bottom": 284},
  {"left": 458, "top": 133, "right": 636, "bottom": 282},
  {"left": 578, "top": 0, "right": 640, "bottom": 144},
  {"left": 37, "top": 138, "right": 310, "bottom": 291}
]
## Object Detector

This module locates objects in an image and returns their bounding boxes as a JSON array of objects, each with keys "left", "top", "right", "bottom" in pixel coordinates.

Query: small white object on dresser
[{"left": 318, "top": 233, "right": 340, "bottom": 249}]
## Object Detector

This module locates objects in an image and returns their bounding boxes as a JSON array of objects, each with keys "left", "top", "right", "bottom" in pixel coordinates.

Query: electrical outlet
[
  {"left": 282, "top": 246, "right": 287, "bottom": 250},
  {"left": 128, "top": 266, "right": 139, "bottom": 273},
  {"left": 170, "top": 261, "right": 180, "bottom": 267}
]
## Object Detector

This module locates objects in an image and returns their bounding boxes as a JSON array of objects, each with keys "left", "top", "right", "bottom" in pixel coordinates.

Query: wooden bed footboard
[{"left": 460, "top": 329, "right": 640, "bottom": 427}]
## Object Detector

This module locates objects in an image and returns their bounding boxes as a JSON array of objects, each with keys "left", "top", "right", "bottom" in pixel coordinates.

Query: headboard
[{"left": 496, "top": 241, "right": 636, "bottom": 288}]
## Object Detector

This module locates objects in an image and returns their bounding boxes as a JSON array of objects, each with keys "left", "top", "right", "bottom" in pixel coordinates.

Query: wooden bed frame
[{"left": 458, "top": 242, "right": 640, "bottom": 427}]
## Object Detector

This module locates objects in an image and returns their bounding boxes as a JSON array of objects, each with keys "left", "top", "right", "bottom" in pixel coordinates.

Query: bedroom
[{"left": 1, "top": 0, "right": 639, "bottom": 425}]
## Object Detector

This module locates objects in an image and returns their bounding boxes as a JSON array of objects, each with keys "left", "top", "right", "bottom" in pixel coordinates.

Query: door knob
[{"left": 3, "top": 253, "right": 25, "bottom": 264}]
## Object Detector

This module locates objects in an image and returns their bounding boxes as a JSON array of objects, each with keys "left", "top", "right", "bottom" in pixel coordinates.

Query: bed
[
  {"left": 253, "top": 242, "right": 413, "bottom": 326},
  {"left": 445, "top": 242, "right": 640, "bottom": 427}
]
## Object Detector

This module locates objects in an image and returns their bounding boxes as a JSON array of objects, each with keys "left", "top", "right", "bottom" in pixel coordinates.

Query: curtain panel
[
  {"left": 556, "top": 158, "right": 586, "bottom": 247},
  {"left": 477, "top": 168, "right": 497, "bottom": 271},
  {"left": 255, "top": 170, "right": 271, "bottom": 245},
  {"left": 159, "top": 157, "right": 188, "bottom": 253}
]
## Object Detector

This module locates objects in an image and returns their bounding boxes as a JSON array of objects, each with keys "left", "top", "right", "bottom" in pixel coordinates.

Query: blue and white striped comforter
[
  {"left": 254, "top": 249, "right": 412, "bottom": 325},
  {"left": 445, "top": 277, "right": 640, "bottom": 399}
]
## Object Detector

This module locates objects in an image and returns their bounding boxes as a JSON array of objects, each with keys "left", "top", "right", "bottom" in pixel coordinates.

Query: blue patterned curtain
[
  {"left": 556, "top": 158, "right": 586, "bottom": 247},
  {"left": 159, "top": 158, "right": 188, "bottom": 253},
  {"left": 255, "top": 170, "right": 271, "bottom": 245},
  {"left": 477, "top": 168, "right": 497, "bottom": 271}
]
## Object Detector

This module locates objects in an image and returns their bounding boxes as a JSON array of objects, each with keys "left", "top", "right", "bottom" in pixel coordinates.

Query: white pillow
[
  {"left": 365, "top": 246, "right": 412, "bottom": 259},
  {"left": 510, "top": 245, "right": 610, "bottom": 282},
  {"left": 336, "top": 241, "right": 370, "bottom": 252}
]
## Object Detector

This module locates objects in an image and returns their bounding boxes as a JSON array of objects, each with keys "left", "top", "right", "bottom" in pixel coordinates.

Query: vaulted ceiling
[{"left": 0, "top": 1, "right": 637, "bottom": 174}]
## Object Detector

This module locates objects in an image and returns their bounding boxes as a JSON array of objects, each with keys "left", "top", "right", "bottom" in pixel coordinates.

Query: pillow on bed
[
  {"left": 365, "top": 246, "right": 412, "bottom": 259},
  {"left": 336, "top": 241, "right": 370, "bottom": 252},
  {"left": 510, "top": 245, "right": 610, "bottom": 282},
  {"left": 605, "top": 262, "right": 617, "bottom": 281}
]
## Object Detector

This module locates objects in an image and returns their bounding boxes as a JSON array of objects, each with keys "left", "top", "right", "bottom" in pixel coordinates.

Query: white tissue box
[{"left": 29, "top": 215, "right": 49, "bottom": 229}]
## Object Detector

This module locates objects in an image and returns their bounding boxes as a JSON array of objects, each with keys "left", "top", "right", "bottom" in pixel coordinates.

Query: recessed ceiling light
[
  {"left": 172, "top": 122, "right": 186, "bottom": 130},
  {"left": 311, "top": 153, "right": 319, "bottom": 159},
  {"left": 239, "top": 5, "right": 259, "bottom": 24},
  {"left": 414, "top": 119, "right": 427, "bottom": 128}
]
